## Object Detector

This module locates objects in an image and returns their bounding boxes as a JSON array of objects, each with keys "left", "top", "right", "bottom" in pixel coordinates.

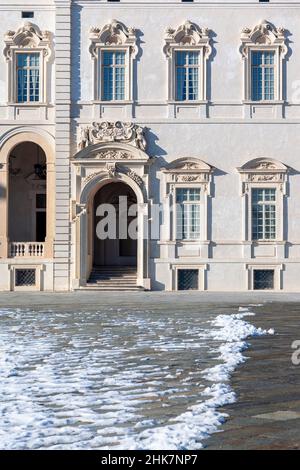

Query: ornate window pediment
[
  {"left": 237, "top": 157, "right": 288, "bottom": 192},
  {"left": 240, "top": 20, "right": 287, "bottom": 102},
  {"left": 240, "top": 20, "right": 287, "bottom": 54},
  {"left": 163, "top": 21, "right": 211, "bottom": 59},
  {"left": 4, "top": 22, "right": 51, "bottom": 60},
  {"left": 163, "top": 21, "right": 211, "bottom": 102},
  {"left": 89, "top": 20, "right": 137, "bottom": 102},
  {"left": 4, "top": 22, "right": 52, "bottom": 104},
  {"left": 162, "top": 157, "right": 213, "bottom": 191}
]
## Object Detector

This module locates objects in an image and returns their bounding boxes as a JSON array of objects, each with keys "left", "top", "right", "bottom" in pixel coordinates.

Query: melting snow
[{"left": 0, "top": 306, "right": 273, "bottom": 450}]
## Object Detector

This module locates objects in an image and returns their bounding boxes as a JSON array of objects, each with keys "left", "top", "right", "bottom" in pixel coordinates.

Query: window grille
[
  {"left": 15, "top": 269, "right": 36, "bottom": 287},
  {"left": 178, "top": 269, "right": 199, "bottom": 290},
  {"left": 253, "top": 269, "right": 274, "bottom": 290}
]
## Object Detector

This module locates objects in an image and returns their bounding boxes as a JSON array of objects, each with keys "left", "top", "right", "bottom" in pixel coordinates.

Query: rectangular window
[
  {"left": 16, "top": 53, "right": 40, "bottom": 103},
  {"left": 102, "top": 50, "right": 126, "bottom": 101},
  {"left": 15, "top": 269, "right": 36, "bottom": 287},
  {"left": 175, "top": 51, "right": 200, "bottom": 101},
  {"left": 253, "top": 269, "right": 274, "bottom": 290},
  {"left": 178, "top": 269, "right": 199, "bottom": 290},
  {"left": 176, "top": 188, "right": 200, "bottom": 240},
  {"left": 252, "top": 188, "right": 276, "bottom": 240},
  {"left": 251, "top": 51, "right": 275, "bottom": 101}
]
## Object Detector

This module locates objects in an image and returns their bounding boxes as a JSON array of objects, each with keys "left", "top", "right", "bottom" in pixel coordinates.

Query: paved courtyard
[{"left": 0, "top": 292, "right": 300, "bottom": 450}]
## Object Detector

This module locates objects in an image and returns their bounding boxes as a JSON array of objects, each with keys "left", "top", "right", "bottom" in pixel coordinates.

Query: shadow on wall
[
  {"left": 0, "top": 182, "right": 6, "bottom": 200},
  {"left": 207, "top": 29, "right": 217, "bottom": 102},
  {"left": 72, "top": 4, "right": 83, "bottom": 104},
  {"left": 133, "top": 29, "right": 144, "bottom": 102}
]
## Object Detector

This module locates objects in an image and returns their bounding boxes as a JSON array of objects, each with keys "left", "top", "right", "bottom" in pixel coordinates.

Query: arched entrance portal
[{"left": 93, "top": 182, "right": 137, "bottom": 267}]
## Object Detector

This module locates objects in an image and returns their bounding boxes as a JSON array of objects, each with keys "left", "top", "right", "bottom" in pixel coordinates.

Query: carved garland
[
  {"left": 83, "top": 163, "right": 144, "bottom": 189},
  {"left": 78, "top": 121, "right": 147, "bottom": 152}
]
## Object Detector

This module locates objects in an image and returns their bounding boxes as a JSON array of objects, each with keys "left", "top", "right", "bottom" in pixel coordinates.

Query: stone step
[{"left": 79, "top": 286, "right": 144, "bottom": 291}]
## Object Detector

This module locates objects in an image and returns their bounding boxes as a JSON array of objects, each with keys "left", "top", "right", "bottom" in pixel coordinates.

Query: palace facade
[{"left": 0, "top": 0, "right": 300, "bottom": 292}]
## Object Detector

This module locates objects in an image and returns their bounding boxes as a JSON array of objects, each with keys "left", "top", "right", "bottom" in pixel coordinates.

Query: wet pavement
[{"left": 205, "top": 302, "right": 300, "bottom": 450}]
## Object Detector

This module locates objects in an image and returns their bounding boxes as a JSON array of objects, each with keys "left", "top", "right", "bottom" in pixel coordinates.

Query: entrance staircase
[{"left": 85, "top": 266, "right": 144, "bottom": 291}]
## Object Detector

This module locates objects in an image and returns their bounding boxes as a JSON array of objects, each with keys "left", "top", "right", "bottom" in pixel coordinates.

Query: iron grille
[
  {"left": 253, "top": 269, "right": 274, "bottom": 290},
  {"left": 15, "top": 269, "right": 36, "bottom": 287},
  {"left": 178, "top": 269, "right": 199, "bottom": 291}
]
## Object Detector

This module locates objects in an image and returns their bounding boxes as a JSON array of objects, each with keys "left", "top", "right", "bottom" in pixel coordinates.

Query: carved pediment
[
  {"left": 78, "top": 122, "right": 147, "bottom": 152},
  {"left": 89, "top": 20, "right": 137, "bottom": 58},
  {"left": 164, "top": 20, "right": 211, "bottom": 58},
  {"left": 237, "top": 158, "right": 289, "bottom": 193},
  {"left": 240, "top": 20, "right": 287, "bottom": 58},
  {"left": 4, "top": 22, "right": 51, "bottom": 61},
  {"left": 163, "top": 158, "right": 213, "bottom": 185}
]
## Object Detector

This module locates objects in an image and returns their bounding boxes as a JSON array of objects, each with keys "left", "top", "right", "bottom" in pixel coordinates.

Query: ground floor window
[
  {"left": 15, "top": 268, "right": 36, "bottom": 287},
  {"left": 253, "top": 269, "right": 274, "bottom": 290},
  {"left": 177, "top": 269, "right": 199, "bottom": 290},
  {"left": 176, "top": 188, "right": 201, "bottom": 240}
]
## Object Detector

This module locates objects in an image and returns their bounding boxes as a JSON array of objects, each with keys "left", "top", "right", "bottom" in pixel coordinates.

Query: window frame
[
  {"left": 250, "top": 49, "right": 277, "bottom": 102},
  {"left": 99, "top": 47, "right": 129, "bottom": 102},
  {"left": 4, "top": 23, "right": 51, "bottom": 105},
  {"left": 240, "top": 21, "right": 287, "bottom": 104},
  {"left": 175, "top": 187, "right": 201, "bottom": 241},
  {"left": 15, "top": 51, "right": 41, "bottom": 104},
  {"left": 248, "top": 46, "right": 279, "bottom": 102},
  {"left": 250, "top": 187, "right": 277, "bottom": 241},
  {"left": 89, "top": 21, "right": 137, "bottom": 103},
  {"left": 173, "top": 48, "right": 203, "bottom": 102}
]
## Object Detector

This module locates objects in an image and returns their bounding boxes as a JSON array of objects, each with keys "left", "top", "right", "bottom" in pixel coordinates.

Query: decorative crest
[
  {"left": 4, "top": 22, "right": 51, "bottom": 61},
  {"left": 164, "top": 20, "right": 211, "bottom": 58},
  {"left": 89, "top": 20, "right": 137, "bottom": 59},
  {"left": 78, "top": 121, "right": 147, "bottom": 152},
  {"left": 240, "top": 20, "right": 287, "bottom": 58}
]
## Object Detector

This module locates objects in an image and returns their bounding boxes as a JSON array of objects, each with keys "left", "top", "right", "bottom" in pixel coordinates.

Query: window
[
  {"left": 89, "top": 20, "right": 137, "bottom": 102},
  {"left": 240, "top": 20, "right": 287, "bottom": 102},
  {"left": 15, "top": 269, "right": 36, "bottom": 287},
  {"left": 4, "top": 22, "right": 51, "bottom": 104},
  {"left": 164, "top": 21, "right": 211, "bottom": 102},
  {"left": 251, "top": 51, "right": 275, "bottom": 101},
  {"left": 176, "top": 188, "right": 201, "bottom": 240},
  {"left": 175, "top": 51, "right": 199, "bottom": 101},
  {"left": 22, "top": 12, "right": 34, "bottom": 18},
  {"left": 16, "top": 53, "right": 40, "bottom": 103},
  {"left": 253, "top": 269, "right": 274, "bottom": 290},
  {"left": 102, "top": 51, "right": 126, "bottom": 101},
  {"left": 178, "top": 269, "right": 199, "bottom": 290},
  {"left": 252, "top": 188, "right": 276, "bottom": 240}
]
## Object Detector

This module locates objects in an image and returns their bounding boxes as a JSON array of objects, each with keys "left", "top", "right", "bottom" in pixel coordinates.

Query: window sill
[
  {"left": 8, "top": 102, "right": 49, "bottom": 107},
  {"left": 93, "top": 100, "right": 134, "bottom": 105},
  {"left": 168, "top": 100, "right": 208, "bottom": 105},
  {"left": 243, "top": 100, "right": 284, "bottom": 105}
]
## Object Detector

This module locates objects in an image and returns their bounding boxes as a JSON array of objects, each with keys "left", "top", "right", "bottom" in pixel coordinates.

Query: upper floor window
[
  {"left": 251, "top": 51, "right": 275, "bottom": 101},
  {"left": 164, "top": 21, "right": 211, "bottom": 102},
  {"left": 175, "top": 51, "right": 200, "bottom": 101},
  {"left": 102, "top": 50, "right": 126, "bottom": 101},
  {"left": 252, "top": 188, "right": 276, "bottom": 240},
  {"left": 89, "top": 20, "right": 137, "bottom": 102},
  {"left": 240, "top": 20, "right": 287, "bottom": 102},
  {"left": 4, "top": 22, "right": 51, "bottom": 104},
  {"left": 176, "top": 188, "right": 201, "bottom": 240},
  {"left": 17, "top": 52, "right": 40, "bottom": 103}
]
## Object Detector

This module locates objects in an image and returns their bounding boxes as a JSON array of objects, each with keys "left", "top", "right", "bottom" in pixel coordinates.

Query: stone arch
[{"left": 0, "top": 128, "right": 55, "bottom": 258}]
